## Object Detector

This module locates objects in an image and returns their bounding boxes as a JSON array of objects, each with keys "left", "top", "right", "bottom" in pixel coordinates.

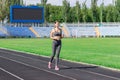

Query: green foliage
[
  {"left": 0, "top": 0, "right": 8, "bottom": 21},
  {"left": 115, "top": 0, "right": 120, "bottom": 22},
  {"left": 0, "top": 0, "right": 23, "bottom": 22},
  {"left": 67, "top": 7, "right": 76, "bottom": 23},
  {"left": 106, "top": 5, "right": 114, "bottom": 22},
  {"left": 75, "top": 1, "right": 81, "bottom": 23},
  {"left": 41, "top": 0, "right": 47, "bottom": 22},
  {"left": 62, "top": 0, "right": 70, "bottom": 22},
  {"left": 82, "top": 0, "right": 88, "bottom": 22},
  {"left": 0, "top": 0, "right": 120, "bottom": 23},
  {"left": 91, "top": 0, "right": 99, "bottom": 22},
  {"left": 41, "top": 0, "right": 47, "bottom": 6}
]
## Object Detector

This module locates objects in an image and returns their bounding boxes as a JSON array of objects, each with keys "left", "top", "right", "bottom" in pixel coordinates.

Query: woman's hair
[
  {"left": 54, "top": 21, "right": 59, "bottom": 28},
  {"left": 54, "top": 21, "right": 58, "bottom": 24}
]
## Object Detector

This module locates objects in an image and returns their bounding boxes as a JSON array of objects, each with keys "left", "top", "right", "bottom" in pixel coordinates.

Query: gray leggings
[{"left": 50, "top": 40, "right": 61, "bottom": 66}]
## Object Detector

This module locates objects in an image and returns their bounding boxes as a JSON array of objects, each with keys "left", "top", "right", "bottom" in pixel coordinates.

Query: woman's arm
[
  {"left": 50, "top": 29, "right": 63, "bottom": 40},
  {"left": 60, "top": 29, "right": 64, "bottom": 39},
  {"left": 61, "top": 34, "right": 64, "bottom": 39},
  {"left": 50, "top": 29, "right": 58, "bottom": 40},
  {"left": 50, "top": 29, "right": 54, "bottom": 40}
]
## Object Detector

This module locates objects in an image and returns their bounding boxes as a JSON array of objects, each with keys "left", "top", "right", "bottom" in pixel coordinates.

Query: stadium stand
[
  {"left": 6, "top": 27, "right": 36, "bottom": 38},
  {"left": 0, "top": 23, "right": 120, "bottom": 38},
  {"left": 32, "top": 27, "right": 53, "bottom": 38},
  {"left": 68, "top": 27, "right": 96, "bottom": 37},
  {"left": 98, "top": 27, "right": 120, "bottom": 37}
]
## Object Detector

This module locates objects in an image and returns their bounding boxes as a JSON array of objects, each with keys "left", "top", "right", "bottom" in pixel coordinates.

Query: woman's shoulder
[{"left": 51, "top": 28, "right": 55, "bottom": 32}]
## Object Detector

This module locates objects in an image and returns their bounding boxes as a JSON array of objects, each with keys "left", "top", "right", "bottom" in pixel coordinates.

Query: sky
[{"left": 23, "top": 0, "right": 113, "bottom": 7}]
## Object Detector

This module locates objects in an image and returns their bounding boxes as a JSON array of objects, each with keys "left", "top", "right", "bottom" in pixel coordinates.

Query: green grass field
[{"left": 0, "top": 38, "right": 120, "bottom": 69}]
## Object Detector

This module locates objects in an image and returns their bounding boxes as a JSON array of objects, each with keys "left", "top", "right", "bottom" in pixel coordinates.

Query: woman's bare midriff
[{"left": 53, "top": 36, "right": 61, "bottom": 40}]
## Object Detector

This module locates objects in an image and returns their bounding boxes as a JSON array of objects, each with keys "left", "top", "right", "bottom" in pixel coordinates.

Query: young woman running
[{"left": 48, "top": 21, "right": 63, "bottom": 70}]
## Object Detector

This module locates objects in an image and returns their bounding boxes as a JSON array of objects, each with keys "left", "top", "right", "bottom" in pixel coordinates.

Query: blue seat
[
  {"left": 98, "top": 27, "right": 120, "bottom": 37},
  {"left": 6, "top": 27, "right": 36, "bottom": 37},
  {"left": 68, "top": 27, "right": 96, "bottom": 37},
  {"left": 33, "top": 27, "right": 52, "bottom": 38}
]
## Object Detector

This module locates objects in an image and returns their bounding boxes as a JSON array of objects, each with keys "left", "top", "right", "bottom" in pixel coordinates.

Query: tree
[
  {"left": 99, "top": 0, "right": 104, "bottom": 23},
  {"left": 0, "top": 0, "right": 9, "bottom": 22},
  {"left": 91, "top": 0, "right": 98, "bottom": 22},
  {"left": 41, "top": 0, "right": 47, "bottom": 22},
  {"left": 112, "top": 4, "right": 117, "bottom": 22},
  {"left": 82, "top": 0, "right": 87, "bottom": 22},
  {"left": 115, "top": 0, "right": 120, "bottom": 22},
  {"left": 106, "top": 5, "right": 112, "bottom": 22},
  {"left": 100, "top": 1, "right": 107, "bottom": 22},
  {"left": 67, "top": 7, "right": 76, "bottom": 23},
  {"left": 87, "top": 9, "right": 93, "bottom": 22},
  {"left": 45, "top": 4, "right": 50, "bottom": 22},
  {"left": 75, "top": 0, "right": 81, "bottom": 23},
  {"left": 0, "top": 0, "right": 23, "bottom": 22},
  {"left": 41, "top": 0, "right": 47, "bottom": 6},
  {"left": 62, "top": 0, "right": 70, "bottom": 22},
  {"left": 8, "top": 0, "right": 22, "bottom": 6}
]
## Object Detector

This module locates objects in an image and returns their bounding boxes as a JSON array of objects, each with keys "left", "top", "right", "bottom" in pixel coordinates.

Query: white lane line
[
  {"left": 0, "top": 67, "right": 24, "bottom": 80},
  {"left": 80, "top": 69, "right": 120, "bottom": 80},
  {"left": 0, "top": 56, "right": 76, "bottom": 80},
  {"left": 0, "top": 48, "right": 120, "bottom": 80},
  {"left": 0, "top": 49, "right": 47, "bottom": 63},
  {"left": 0, "top": 50, "right": 120, "bottom": 80}
]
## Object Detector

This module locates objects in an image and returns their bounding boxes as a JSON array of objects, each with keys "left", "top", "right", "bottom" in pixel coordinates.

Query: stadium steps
[
  {"left": 61, "top": 24, "right": 70, "bottom": 37},
  {"left": 95, "top": 26, "right": 100, "bottom": 38},
  {"left": 29, "top": 27, "right": 40, "bottom": 37},
  {"left": 0, "top": 27, "right": 9, "bottom": 36}
]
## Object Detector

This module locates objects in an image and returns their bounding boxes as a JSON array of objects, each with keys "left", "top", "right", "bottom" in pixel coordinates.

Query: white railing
[{"left": 1, "top": 22, "right": 120, "bottom": 27}]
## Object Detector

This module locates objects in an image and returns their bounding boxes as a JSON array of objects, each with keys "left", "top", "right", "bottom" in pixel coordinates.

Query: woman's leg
[
  {"left": 55, "top": 45, "right": 61, "bottom": 66},
  {"left": 48, "top": 41, "right": 57, "bottom": 69},
  {"left": 50, "top": 41, "right": 57, "bottom": 63},
  {"left": 55, "top": 41, "right": 61, "bottom": 70}
]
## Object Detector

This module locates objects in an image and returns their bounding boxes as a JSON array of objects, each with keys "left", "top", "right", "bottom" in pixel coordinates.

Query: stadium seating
[
  {"left": 6, "top": 27, "right": 36, "bottom": 37},
  {"left": 32, "top": 27, "right": 53, "bottom": 38},
  {"left": 0, "top": 24, "right": 120, "bottom": 38},
  {"left": 98, "top": 27, "right": 120, "bottom": 37},
  {"left": 68, "top": 27, "right": 96, "bottom": 37}
]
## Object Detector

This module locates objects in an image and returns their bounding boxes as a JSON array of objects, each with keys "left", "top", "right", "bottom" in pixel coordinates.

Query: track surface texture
[{"left": 0, "top": 48, "right": 120, "bottom": 80}]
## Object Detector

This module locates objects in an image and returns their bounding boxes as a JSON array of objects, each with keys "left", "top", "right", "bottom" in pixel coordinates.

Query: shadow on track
[{"left": 60, "top": 66, "right": 98, "bottom": 70}]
